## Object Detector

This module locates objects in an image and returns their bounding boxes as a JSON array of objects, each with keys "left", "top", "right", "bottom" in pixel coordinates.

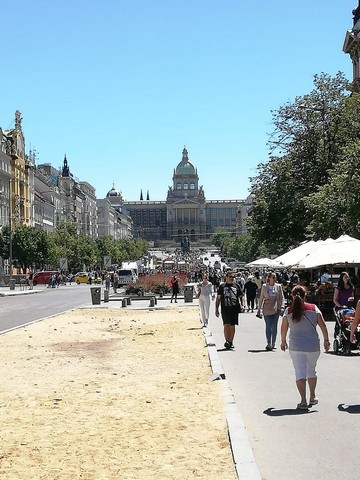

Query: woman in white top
[
  {"left": 281, "top": 285, "right": 330, "bottom": 410},
  {"left": 197, "top": 273, "right": 213, "bottom": 327}
]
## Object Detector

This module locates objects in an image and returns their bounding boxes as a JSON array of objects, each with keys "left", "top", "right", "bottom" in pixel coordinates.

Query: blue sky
[{"left": 0, "top": 0, "right": 355, "bottom": 201}]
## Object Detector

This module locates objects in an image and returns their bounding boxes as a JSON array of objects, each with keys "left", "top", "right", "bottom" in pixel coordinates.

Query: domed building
[
  {"left": 123, "top": 147, "right": 253, "bottom": 248},
  {"left": 96, "top": 183, "right": 133, "bottom": 239},
  {"left": 165, "top": 147, "right": 206, "bottom": 248}
]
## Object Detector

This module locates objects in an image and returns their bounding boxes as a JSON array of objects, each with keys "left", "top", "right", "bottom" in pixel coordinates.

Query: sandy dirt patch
[{"left": 0, "top": 306, "right": 237, "bottom": 479}]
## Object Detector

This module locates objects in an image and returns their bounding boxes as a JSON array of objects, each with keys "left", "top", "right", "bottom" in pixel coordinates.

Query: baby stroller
[{"left": 333, "top": 307, "right": 360, "bottom": 355}]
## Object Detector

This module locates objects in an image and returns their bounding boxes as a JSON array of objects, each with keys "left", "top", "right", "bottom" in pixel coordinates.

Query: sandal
[
  {"left": 297, "top": 403, "right": 309, "bottom": 410},
  {"left": 309, "top": 398, "right": 318, "bottom": 406}
]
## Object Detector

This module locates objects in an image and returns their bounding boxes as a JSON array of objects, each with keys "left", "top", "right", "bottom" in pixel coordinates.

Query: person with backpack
[{"left": 215, "top": 271, "right": 244, "bottom": 349}]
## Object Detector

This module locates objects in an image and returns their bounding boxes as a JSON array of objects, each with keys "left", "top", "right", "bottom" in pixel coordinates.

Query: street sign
[
  {"left": 59, "top": 257, "right": 68, "bottom": 271},
  {"left": 103, "top": 256, "right": 111, "bottom": 269}
]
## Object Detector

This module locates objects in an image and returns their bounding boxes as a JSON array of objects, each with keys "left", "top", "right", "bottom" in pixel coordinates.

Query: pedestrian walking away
[
  {"left": 259, "top": 272, "right": 285, "bottom": 351},
  {"left": 197, "top": 273, "right": 213, "bottom": 327},
  {"left": 243, "top": 276, "right": 258, "bottom": 312},
  {"left": 28, "top": 271, "right": 34, "bottom": 290},
  {"left": 113, "top": 273, "right": 119, "bottom": 293},
  {"left": 104, "top": 273, "right": 111, "bottom": 291},
  {"left": 170, "top": 274, "right": 179, "bottom": 303},
  {"left": 281, "top": 285, "right": 330, "bottom": 410},
  {"left": 253, "top": 271, "right": 262, "bottom": 308},
  {"left": 215, "top": 271, "right": 244, "bottom": 350}
]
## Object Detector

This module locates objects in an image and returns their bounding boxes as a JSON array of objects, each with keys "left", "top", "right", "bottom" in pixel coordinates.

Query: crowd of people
[{"left": 210, "top": 264, "right": 360, "bottom": 410}]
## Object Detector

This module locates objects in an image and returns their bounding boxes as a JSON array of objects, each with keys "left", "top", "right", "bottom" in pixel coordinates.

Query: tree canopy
[
  {"left": 248, "top": 72, "right": 360, "bottom": 255},
  {"left": 0, "top": 223, "right": 148, "bottom": 273}
]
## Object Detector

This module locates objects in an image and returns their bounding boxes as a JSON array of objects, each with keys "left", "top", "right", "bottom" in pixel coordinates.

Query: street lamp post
[
  {"left": 9, "top": 227, "right": 13, "bottom": 281},
  {"left": 8, "top": 187, "right": 14, "bottom": 284}
]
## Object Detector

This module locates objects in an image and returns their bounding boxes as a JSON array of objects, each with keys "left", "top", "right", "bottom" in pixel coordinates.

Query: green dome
[
  {"left": 175, "top": 147, "right": 196, "bottom": 175},
  {"left": 107, "top": 183, "right": 123, "bottom": 201}
]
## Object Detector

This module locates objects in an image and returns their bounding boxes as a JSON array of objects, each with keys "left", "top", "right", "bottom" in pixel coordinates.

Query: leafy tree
[
  {"left": 48, "top": 223, "right": 83, "bottom": 271},
  {"left": 249, "top": 72, "right": 351, "bottom": 253},
  {"left": 11, "top": 225, "right": 39, "bottom": 271},
  {"left": 305, "top": 140, "right": 360, "bottom": 239},
  {"left": 32, "top": 229, "right": 51, "bottom": 268},
  {"left": 77, "top": 233, "right": 99, "bottom": 270},
  {"left": 210, "top": 229, "right": 233, "bottom": 255},
  {"left": 229, "top": 233, "right": 267, "bottom": 263},
  {"left": 120, "top": 238, "right": 148, "bottom": 262}
]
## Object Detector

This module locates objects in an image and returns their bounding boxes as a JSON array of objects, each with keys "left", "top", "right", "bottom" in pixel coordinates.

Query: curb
[
  {"left": 203, "top": 324, "right": 262, "bottom": 480},
  {"left": 0, "top": 289, "right": 44, "bottom": 297}
]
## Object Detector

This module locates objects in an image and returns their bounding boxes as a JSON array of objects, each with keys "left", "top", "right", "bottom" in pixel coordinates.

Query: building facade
[
  {"left": 343, "top": 1, "right": 360, "bottom": 92},
  {"left": 1, "top": 111, "right": 33, "bottom": 230},
  {"left": 97, "top": 187, "right": 133, "bottom": 240},
  {"left": 0, "top": 113, "right": 251, "bottom": 247},
  {"left": 122, "top": 147, "right": 252, "bottom": 247}
]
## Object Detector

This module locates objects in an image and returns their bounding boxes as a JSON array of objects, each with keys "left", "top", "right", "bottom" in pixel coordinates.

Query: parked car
[
  {"left": 33, "top": 271, "right": 59, "bottom": 286},
  {"left": 75, "top": 272, "right": 95, "bottom": 284}
]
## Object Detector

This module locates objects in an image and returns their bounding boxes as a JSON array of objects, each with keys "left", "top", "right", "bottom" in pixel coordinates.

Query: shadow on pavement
[
  {"left": 338, "top": 404, "right": 360, "bottom": 414},
  {"left": 248, "top": 349, "right": 272, "bottom": 353},
  {"left": 263, "top": 407, "right": 317, "bottom": 417},
  {"left": 327, "top": 351, "right": 360, "bottom": 357}
]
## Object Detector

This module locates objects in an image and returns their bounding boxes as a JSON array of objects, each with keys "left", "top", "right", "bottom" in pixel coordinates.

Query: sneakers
[
  {"left": 224, "top": 341, "right": 234, "bottom": 350},
  {"left": 265, "top": 344, "right": 272, "bottom": 351}
]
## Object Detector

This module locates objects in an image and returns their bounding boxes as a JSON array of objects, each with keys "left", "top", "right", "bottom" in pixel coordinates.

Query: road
[
  {"left": 0, "top": 284, "right": 98, "bottom": 334},
  {"left": 208, "top": 303, "right": 360, "bottom": 480}
]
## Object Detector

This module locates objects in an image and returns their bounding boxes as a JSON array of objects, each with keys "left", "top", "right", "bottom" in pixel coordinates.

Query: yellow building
[{"left": 4, "top": 111, "right": 33, "bottom": 228}]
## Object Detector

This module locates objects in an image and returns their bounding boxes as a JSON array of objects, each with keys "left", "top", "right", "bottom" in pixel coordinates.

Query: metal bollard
[
  {"left": 122, "top": 298, "right": 127, "bottom": 307},
  {"left": 154, "top": 296, "right": 157, "bottom": 305},
  {"left": 149, "top": 297, "right": 155, "bottom": 307},
  {"left": 126, "top": 297, "right": 131, "bottom": 305},
  {"left": 104, "top": 290, "right": 109, "bottom": 303}
]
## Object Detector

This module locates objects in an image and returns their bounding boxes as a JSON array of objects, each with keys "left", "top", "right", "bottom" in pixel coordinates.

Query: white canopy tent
[
  {"left": 245, "top": 257, "right": 279, "bottom": 268},
  {"left": 294, "top": 235, "right": 360, "bottom": 269},
  {"left": 272, "top": 240, "right": 319, "bottom": 268}
]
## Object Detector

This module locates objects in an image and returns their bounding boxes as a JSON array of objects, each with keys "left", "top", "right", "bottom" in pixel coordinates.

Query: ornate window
[
  {"left": 183, "top": 182, "right": 188, "bottom": 189},
  {"left": 190, "top": 181, "right": 195, "bottom": 190},
  {"left": 176, "top": 182, "right": 181, "bottom": 190}
]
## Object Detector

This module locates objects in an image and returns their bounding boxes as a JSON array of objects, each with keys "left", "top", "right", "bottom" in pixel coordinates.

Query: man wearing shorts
[{"left": 215, "top": 271, "right": 244, "bottom": 349}]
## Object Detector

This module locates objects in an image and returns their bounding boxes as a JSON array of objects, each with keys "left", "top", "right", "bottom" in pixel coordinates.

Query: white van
[
  {"left": 117, "top": 269, "right": 137, "bottom": 286},
  {"left": 121, "top": 261, "right": 139, "bottom": 277}
]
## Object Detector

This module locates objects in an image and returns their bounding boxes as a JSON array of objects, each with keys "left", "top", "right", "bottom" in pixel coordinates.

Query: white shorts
[{"left": 289, "top": 350, "right": 320, "bottom": 381}]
